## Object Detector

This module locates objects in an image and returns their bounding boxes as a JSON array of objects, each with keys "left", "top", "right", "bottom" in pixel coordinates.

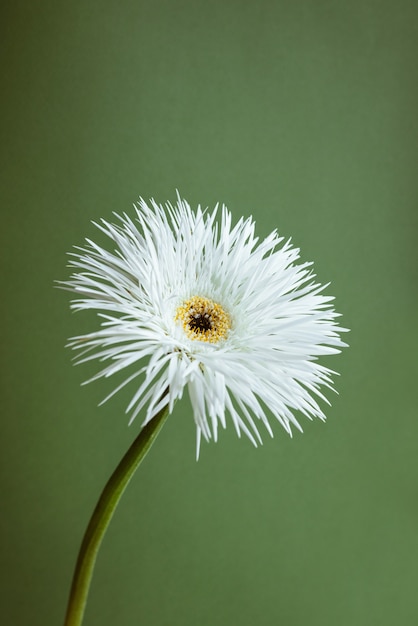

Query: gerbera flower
[{"left": 63, "top": 194, "right": 347, "bottom": 455}]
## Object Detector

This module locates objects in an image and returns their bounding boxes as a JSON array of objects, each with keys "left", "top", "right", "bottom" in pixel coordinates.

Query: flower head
[{"left": 63, "top": 195, "right": 348, "bottom": 455}]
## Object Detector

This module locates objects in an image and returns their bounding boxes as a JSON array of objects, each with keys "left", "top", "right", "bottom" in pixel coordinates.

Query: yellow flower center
[{"left": 175, "top": 296, "right": 231, "bottom": 343}]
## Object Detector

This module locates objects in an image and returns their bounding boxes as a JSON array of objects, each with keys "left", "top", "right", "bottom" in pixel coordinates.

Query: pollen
[{"left": 175, "top": 296, "right": 231, "bottom": 343}]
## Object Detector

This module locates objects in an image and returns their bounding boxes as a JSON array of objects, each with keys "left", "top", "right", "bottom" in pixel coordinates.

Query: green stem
[{"left": 63, "top": 403, "right": 170, "bottom": 626}]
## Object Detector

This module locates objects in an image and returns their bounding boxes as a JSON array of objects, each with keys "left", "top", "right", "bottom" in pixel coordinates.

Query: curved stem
[{"left": 63, "top": 404, "right": 170, "bottom": 626}]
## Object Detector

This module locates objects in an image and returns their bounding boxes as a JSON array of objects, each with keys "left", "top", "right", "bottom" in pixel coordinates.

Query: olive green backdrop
[{"left": 1, "top": 1, "right": 417, "bottom": 625}]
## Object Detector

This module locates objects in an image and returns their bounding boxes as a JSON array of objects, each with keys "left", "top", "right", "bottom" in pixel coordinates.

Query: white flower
[{"left": 63, "top": 194, "right": 348, "bottom": 455}]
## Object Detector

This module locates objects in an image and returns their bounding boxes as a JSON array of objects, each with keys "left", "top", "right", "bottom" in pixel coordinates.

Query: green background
[{"left": 2, "top": 1, "right": 417, "bottom": 624}]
